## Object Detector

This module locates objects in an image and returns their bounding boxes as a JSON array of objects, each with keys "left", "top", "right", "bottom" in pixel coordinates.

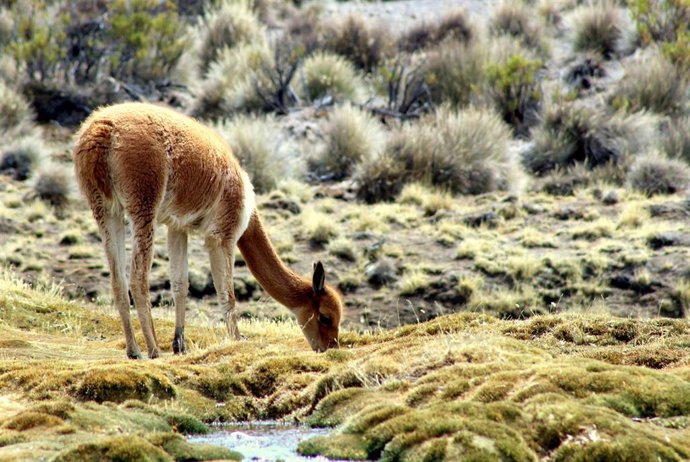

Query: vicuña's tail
[{"left": 73, "top": 119, "right": 114, "bottom": 202}]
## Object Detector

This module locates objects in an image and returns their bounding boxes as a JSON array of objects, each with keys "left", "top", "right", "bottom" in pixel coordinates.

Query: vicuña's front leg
[
  {"left": 168, "top": 227, "right": 189, "bottom": 354},
  {"left": 207, "top": 239, "right": 240, "bottom": 340},
  {"left": 130, "top": 221, "right": 161, "bottom": 359}
]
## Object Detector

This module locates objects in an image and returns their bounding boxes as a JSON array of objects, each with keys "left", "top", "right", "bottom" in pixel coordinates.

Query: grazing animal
[{"left": 73, "top": 103, "right": 342, "bottom": 358}]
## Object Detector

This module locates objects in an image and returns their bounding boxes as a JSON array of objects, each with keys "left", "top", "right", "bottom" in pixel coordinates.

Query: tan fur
[{"left": 73, "top": 102, "right": 343, "bottom": 358}]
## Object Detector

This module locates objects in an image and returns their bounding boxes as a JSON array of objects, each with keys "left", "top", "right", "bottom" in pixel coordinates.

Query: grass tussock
[
  {"left": 299, "top": 52, "right": 362, "bottom": 102},
  {"left": 610, "top": 47, "right": 688, "bottom": 116},
  {"left": 192, "top": 42, "right": 272, "bottom": 119},
  {"left": 523, "top": 99, "right": 658, "bottom": 176},
  {"left": 32, "top": 163, "right": 72, "bottom": 208},
  {"left": 311, "top": 104, "right": 385, "bottom": 179},
  {"left": 215, "top": 115, "right": 300, "bottom": 193},
  {"left": 423, "top": 39, "right": 486, "bottom": 108},
  {"left": 397, "top": 9, "right": 475, "bottom": 52},
  {"left": 0, "top": 80, "right": 34, "bottom": 137},
  {"left": 194, "top": 1, "right": 266, "bottom": 74},
  {"left": 627, "top": 152, "right": 690, "bottom": 196},
  {"left": 357, "top": 106, "right": 524, "bottom": 203},
  {"left": 0, "top": 135, "right": 46, "bottom": 182},
  {"left": 566, "top": 2, "right": 633, "bottom": 59},
  {"left": 662, "top": 116, "right": 690, "bottom": 163},
  {"left": 321, "top": 14, "right": 391, "bottom": 73},
  {"left": 490, "top": 1, "right": 548, "bottom": 53}
]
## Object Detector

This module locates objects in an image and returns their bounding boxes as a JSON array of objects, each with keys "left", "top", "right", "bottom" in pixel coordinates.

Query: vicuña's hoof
[
  {"left": 148, "top": 349, "right": 161, "bottom": 359},
  {"left": 127, "top": 350, "right": 143, "bottom": 360}
]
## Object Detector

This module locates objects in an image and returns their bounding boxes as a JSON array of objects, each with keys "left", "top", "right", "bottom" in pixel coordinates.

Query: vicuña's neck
[{"left": 237, "top": 210, "right": 312, "bottom": 309}]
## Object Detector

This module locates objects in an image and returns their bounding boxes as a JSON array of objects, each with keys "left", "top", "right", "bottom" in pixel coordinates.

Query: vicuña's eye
[{"left": 318, "top": 314, "right": 332, "bottom": 327}]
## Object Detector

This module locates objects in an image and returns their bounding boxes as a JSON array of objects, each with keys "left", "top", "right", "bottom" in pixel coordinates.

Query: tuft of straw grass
[
  {"left": 299, "top": 52, "right": 362, "bottom": 102},
  {"left": 311, "top": 104, "right": 385, "bottom": 179},
  {"left": 610, "top": 48, "right": 687, "bottom": 116},
  {"left": 214, "top": 115, "right": 301, "bottom": 193},
  {"left": 627, "top": 152, "right": 690, "bottom": 196},
  {"left": 566, "top": 2, "right": 633, "bottom": 59}
]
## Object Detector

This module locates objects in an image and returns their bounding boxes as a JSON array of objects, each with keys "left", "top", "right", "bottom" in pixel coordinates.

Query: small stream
[{"left": 188, "top": 422, "right": 347, "bottom": 462}]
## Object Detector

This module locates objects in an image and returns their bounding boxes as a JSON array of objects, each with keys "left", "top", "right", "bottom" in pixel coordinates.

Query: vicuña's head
[{"left": 296, "top": 261, "right": 343, "bottom": 352}]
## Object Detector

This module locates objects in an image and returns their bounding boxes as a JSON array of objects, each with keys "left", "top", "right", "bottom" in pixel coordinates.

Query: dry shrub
[
  {"left": 311, "top": 104, "right": 385, "bottom": 180},
  {"left": 662, "top": 116, "right": 690, "bottom": 163},
  {"left": 397, "top": 9, "right": 475, "bottom": 52},
  {"left": 628, "top": 152, "right": 690, "bottom": 196},
  {"left": 490, "top": 1, "right": 547, "bottom": 52},
  {"left": 33, "top": 163, "right": 72, "bottom": 208},
  {"left": 214, "top": 115, "right": 300, "bottom": 193},
  {"left": 194, "top": 1, "right": 266, "bottom": 74},
  {"left": 523, "top": 99, "right": 659, "bottom": 176},
  {"left": 566, "top": 2, "right": 633, "bottom": 58},
  {"left": 299, "top": 52, "right": 362, "bottom": 102},
  {"left": 357, "top": 106, "right": 523, "bottom": 203},
  {"left": 610, "top": 48, "right": 687, "bottom": 116},
  {"left": 321, "top": 14, "right": 391, "bottom": 73}
]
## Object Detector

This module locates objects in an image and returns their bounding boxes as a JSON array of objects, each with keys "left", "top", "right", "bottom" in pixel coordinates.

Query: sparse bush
[
  {"left": 321, "top": 14, "right": 391, "bottom": 73},
  {"left": 424, "top": 39, "right": 486, "bottom": 107},
  {"left": 33, "top": 164, "right": 71, "bottom": 208},
  {"left": 490, "top": 1, "right": 547, "bottom": 52},
  {"left": 523, "top": 100, "right": 659, "bottom": 175},
  {"left": 299, "top": 52, "right": 361, "bottom": 102},
  {"left": 486, "top": 53, "right": 543, "bottom": 136},
  {"left": 311, "top": 104, "right": 385, "bottom": 179},
  {"left": 215, "top": 115, "right": 300, "bottom": 193},
  {"left": 0, "top": 136, "right": 45, "bottom": 181},
  {"left": 397, "top": 9, "right": 475, "bottom": 52},
  {"left": 566, "top": 2, "right": 633, "bottom": 58},
  {"left": 610, "top": 48, "right": 687, "bottom": 116},
  {"left": 628, "top": 152, "right": 690, "bottom": 196},
  {"left": 195, "top": 1, "right": 266, "bottom": 74},
  {"left": 662, "top": 116, "right": 690, "bottom": 162}
]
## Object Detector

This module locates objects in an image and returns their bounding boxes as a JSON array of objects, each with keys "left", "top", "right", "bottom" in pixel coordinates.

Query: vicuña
[{"left": 73, "top": 102, "right": 342, "bottom": 359}]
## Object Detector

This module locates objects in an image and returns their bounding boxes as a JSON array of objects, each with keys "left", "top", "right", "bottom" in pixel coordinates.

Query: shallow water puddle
[{"left": 188, "top": 422, "right": 346, "bottom": 462}]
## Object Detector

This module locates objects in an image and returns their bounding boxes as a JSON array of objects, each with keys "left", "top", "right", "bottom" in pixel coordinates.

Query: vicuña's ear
[{"left": 312, "top": 261, "right": 325, "bottom": 293}]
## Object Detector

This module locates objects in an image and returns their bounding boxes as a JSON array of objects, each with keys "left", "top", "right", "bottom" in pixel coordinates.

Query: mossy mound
[
  {"left": 74, "top": 367, "right": 176, "bottom": 404},
  {"left": 53, "top": 435, "right": 171, "bottom": 462}
]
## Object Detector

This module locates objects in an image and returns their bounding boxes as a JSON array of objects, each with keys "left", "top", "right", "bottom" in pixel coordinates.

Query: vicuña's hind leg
[
  {"left": 207, "top": 238, "right": 239, "bottom": 340},
  {"left": 130, "top": 219, "right": 161, "bottom": 359},
  {"left": 100, "top": 209, "right": 142, "bottom": 359},
  {"left": 168, "top": 227, "right": 188, "bottom": 354}
]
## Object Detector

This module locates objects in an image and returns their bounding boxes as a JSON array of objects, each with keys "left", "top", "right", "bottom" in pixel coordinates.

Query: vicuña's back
[{"left": 74, "top": 103, "right": 342, "bottom": 359}]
